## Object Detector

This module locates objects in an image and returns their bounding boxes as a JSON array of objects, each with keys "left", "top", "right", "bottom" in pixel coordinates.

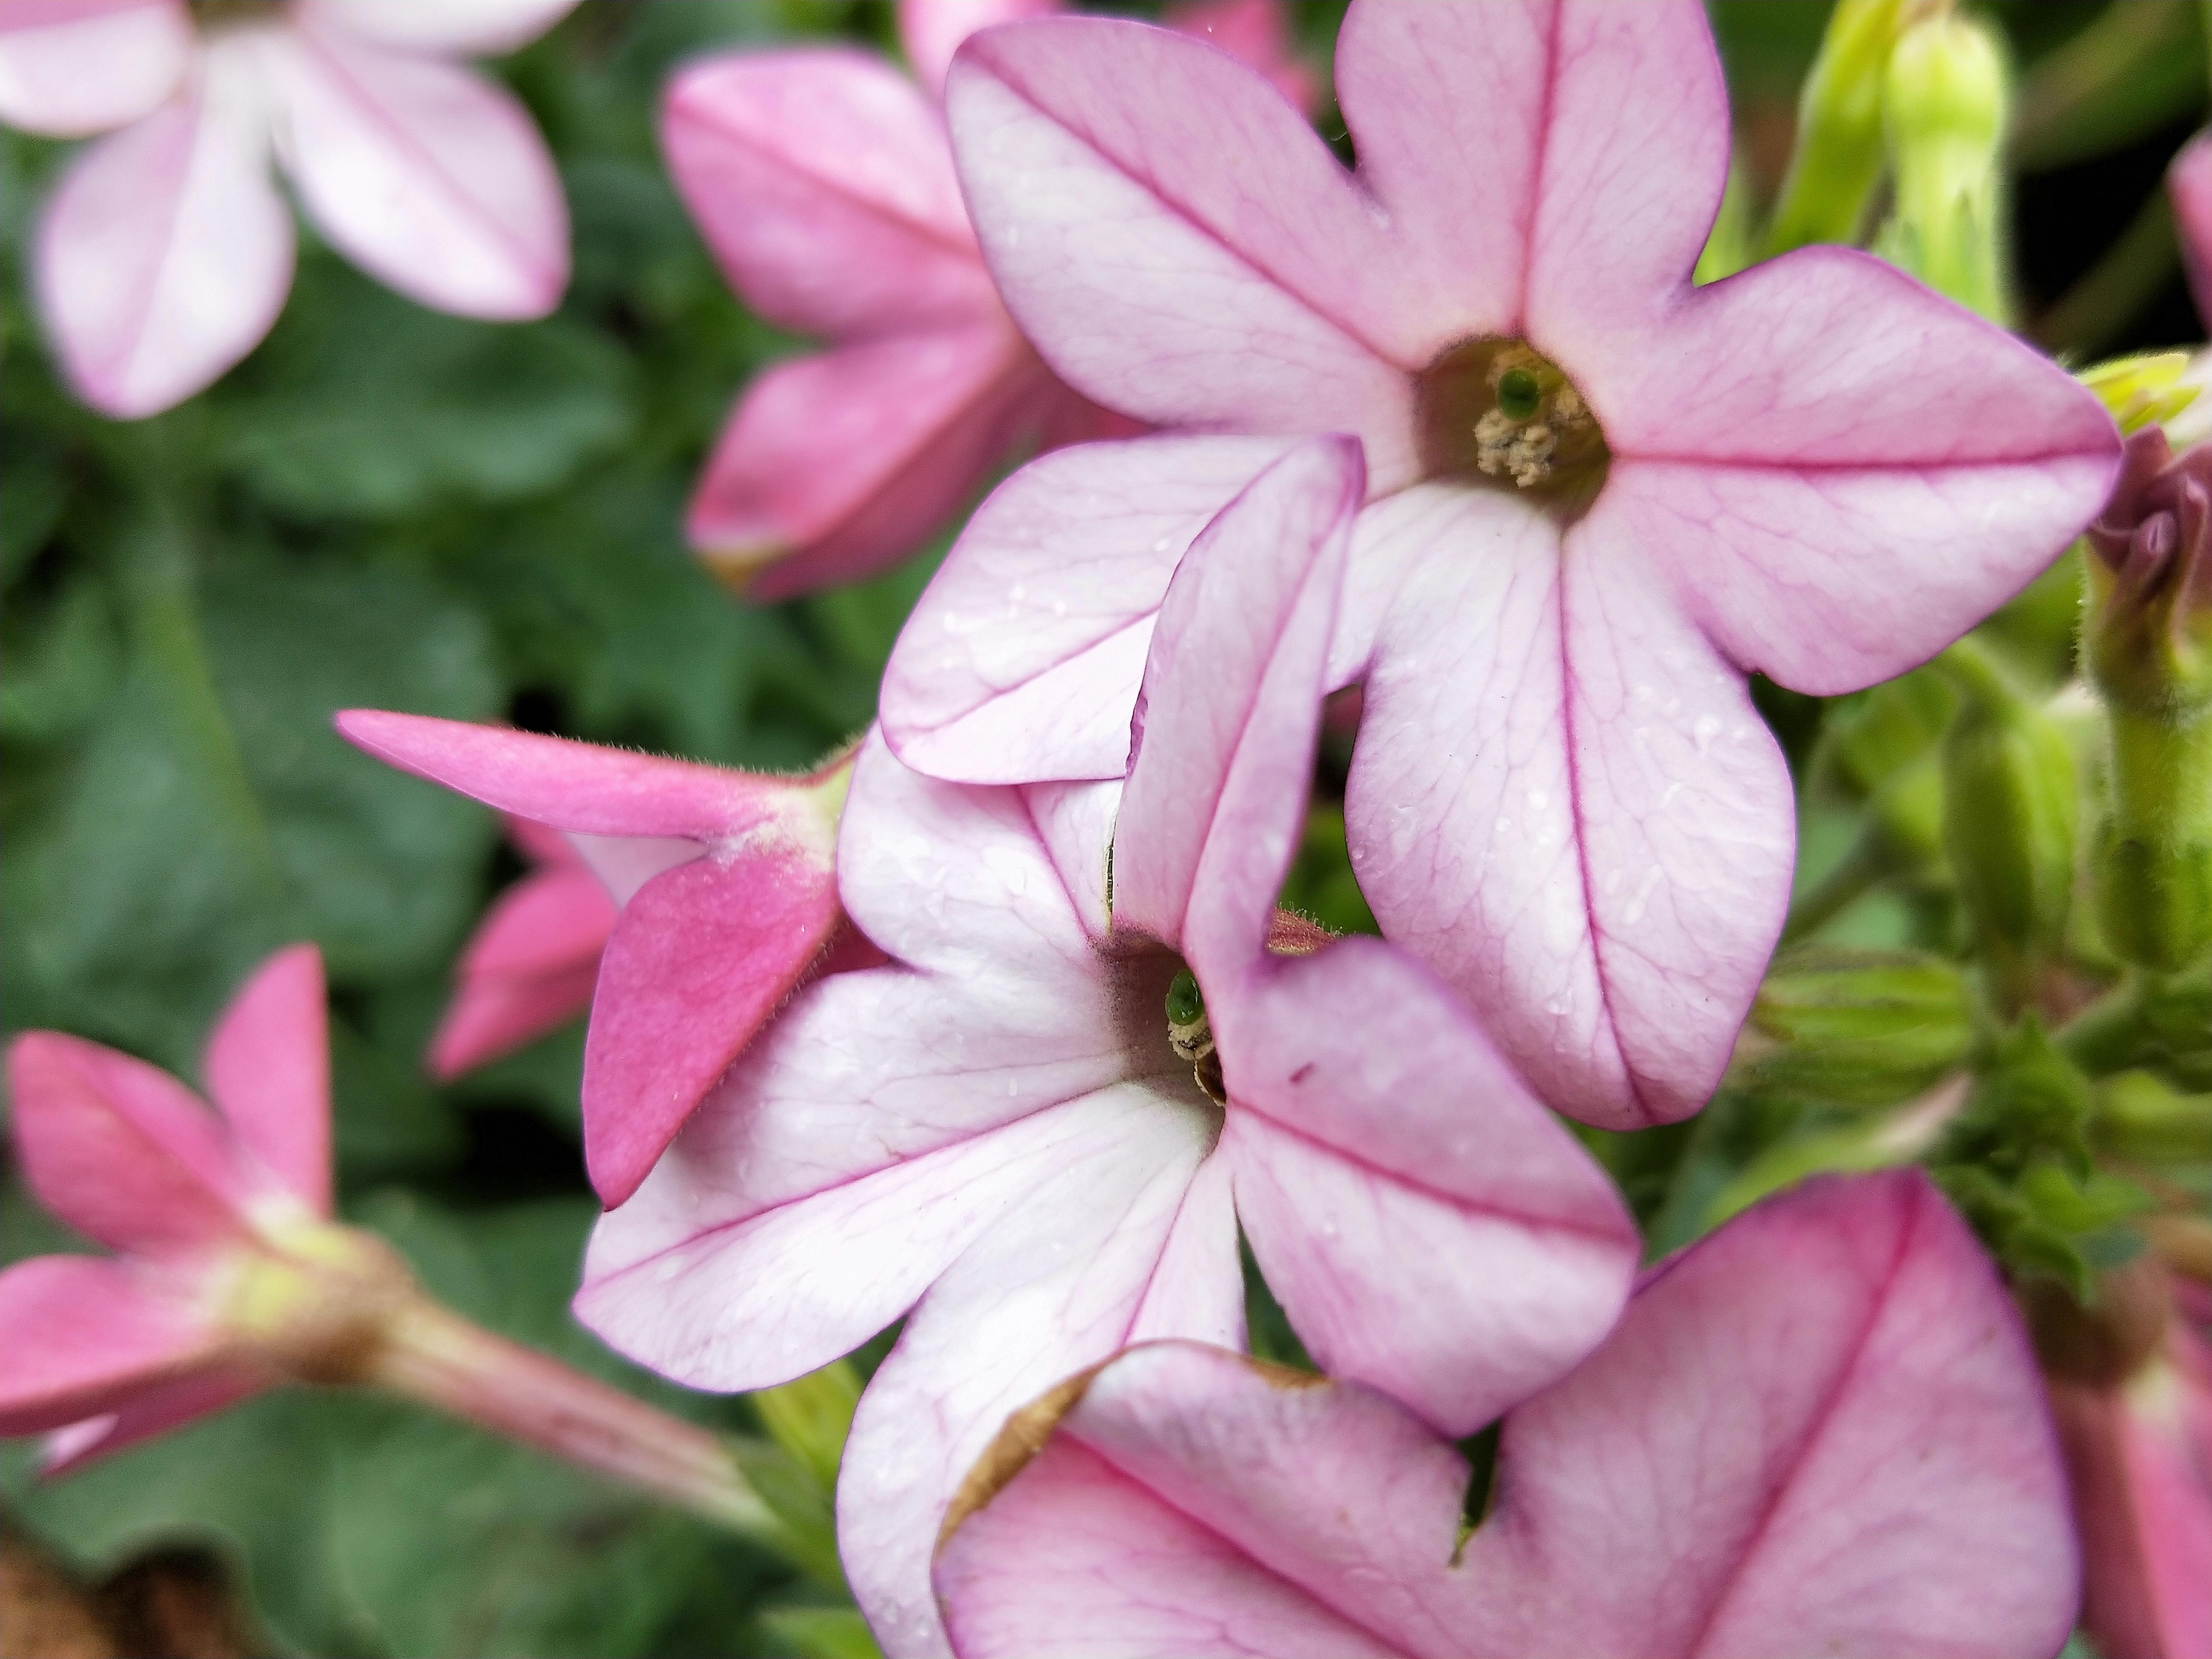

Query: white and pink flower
[
  {"left": 878, "top": 0, "right": 2119, "bottom": 1132},
  {"left": 573, "top": 437, "right": 1638, "bottom": 1655},
  {"left": 0, "top": 0, "right": 575, "bottom": 417},
  {"left": 659, "top": 0, "right": 1312, "bottom": 598}
]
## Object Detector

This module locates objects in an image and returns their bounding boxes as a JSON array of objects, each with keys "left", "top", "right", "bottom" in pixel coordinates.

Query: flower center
[
  {"left": 191, "top": 0, "right": 280, "bottom": 22},
  {"left": 1164, "top": 969, "right": 1226, "bottom": 1104},
  {"left": 1415, "top": 339, "right": 1609, "bottom": 514}
]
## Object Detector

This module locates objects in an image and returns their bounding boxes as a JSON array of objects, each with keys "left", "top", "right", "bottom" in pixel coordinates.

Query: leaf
[
  {"left": 215, "top": 260, "right": 638, "bottom": 518},
  {"left": 1, "top": 531, "right": 499, "bottom": 1073}
]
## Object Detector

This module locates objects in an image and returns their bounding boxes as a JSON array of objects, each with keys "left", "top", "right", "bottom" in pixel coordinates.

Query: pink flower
[
  {"left": 425, "top": 813, "right": 617, "bottom": 1082},
  {"left": 575, "top": 437, "right": 1637, "bottom": 1656},
  {"left": 659, "top": 0, "right": 1312, "bottom": 599},
  {"left": 2038, "top": 1260, "right": 2212, "bottom": 1659},
  {"left": 935, "top": 1171, "right": 2078, "bottom": 1659},
  {"left": 0, "top": 943, "right": 806, "bottom": 1532},
  {"left": 2171, "top": 132, "right": 2212, "bottom": 329},
  {"left": 0, "top": 946, "right": 357, "bottom": 1469},
  {"left": 0, "top": 0, "right": 575, "bottom": 419},
  {"left": 880, "top": 0, "right": 2120, "bottom": 1132},
  {"left": 335, "top": 714, "right": 861, "bottom": 1208}
]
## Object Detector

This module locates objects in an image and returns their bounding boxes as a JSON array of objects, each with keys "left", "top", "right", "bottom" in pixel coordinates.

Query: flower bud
[
  {"left": 1876, "top": 11, "right": 2011, "bottom": 320},
  {"left": 2085, "top": 430, "right": 2212, "bottom": 971},
  {"left": 2093, "top": 1069, "right": 2212, "bottom": 1164},
  {"left": 1762, "top": 0, "right": 1917, "bottom": 254},
  {"left": 1941, "top": 684, "right": 2080, "bottom": 1009},
  {"left": 2079, "top": 351, "right": 2201, "bottom": 438},
  {"left": 1744, "top": 948, "right": 1972, "bottom": 1106}
]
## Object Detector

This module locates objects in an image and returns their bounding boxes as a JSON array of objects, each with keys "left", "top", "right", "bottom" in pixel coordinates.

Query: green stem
[{"left": 368, "top": 1299, "right": 835, "bottom": 1580}]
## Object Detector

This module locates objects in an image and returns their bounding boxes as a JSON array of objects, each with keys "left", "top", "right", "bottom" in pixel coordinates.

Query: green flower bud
[
  {"left": 1940, "top": 672, "right": 2080, "bottom": 1010},
  {"left": 1744, "top": 948, "right": 1973, "bottom": 1107},
  {"left": 2079, "top": 351, "right": 2202, "bottom": 437},
  {"left": 1875, "top": 12, "right": 2012, "bottom": 321},
  {"left": 2093, "top": 1069, "right": 2212, "bottom": 1164},
  {"left": 1938, "top": 1015, "right": 2095, "bottom": 1179},
  {"left": 2084, "top": 430, "right": 2212, "bottom": 971},
  {"left": 1762, "top": 0, "right": 1916, "bottom": 255}
]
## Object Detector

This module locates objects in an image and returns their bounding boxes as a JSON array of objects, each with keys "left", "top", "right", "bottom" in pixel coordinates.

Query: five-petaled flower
[
  {"left": 0, "top": 946, "right": 379, "bottom": 1467},
  {"left": 659, "top": 0, "right": 1311, "bottom": 599},
  {"left": 573, "top": 438, "right": 1637, "bottom": 1657},
  {"left": 0, "top": 0, "right": 576, "bottom": 418},
  {"left": 935, "top": 1172, "right": 2079, "bottom": 1659},
  {"left": 880, "top": 0, "right": 2119, "bottom": 1132}
]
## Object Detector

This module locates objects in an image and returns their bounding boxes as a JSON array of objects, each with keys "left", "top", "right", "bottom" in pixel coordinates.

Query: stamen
[
  {"left": 1164, "top": 969, "right": 1226, "bottom": 1103},
  {"left": 1414, "top": 337, "right": 1609, "bottom": 514}
]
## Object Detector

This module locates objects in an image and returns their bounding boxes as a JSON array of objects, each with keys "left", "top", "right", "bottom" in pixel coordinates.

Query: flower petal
[
  {"left": 32, "top": 49, "right": 293, "bottom": 418},
  {"left": 40, "top": 1363, "right": 268, "bottom": 1475},
  {"left": 839, "top": 1086, "right": 1225, "bottom": 1657},
  {"left": 1337, "top": 0, "right": 1723, "bottom": 359},
  {"left": 1218, "top": 936, "right": 1635, "bottom": 1435},
  {"left": 581, "top": 847, "right": 843, "bottom": 1208},
  {"left": 942, "top": 1422, "right": 1405, "bottom": 1659},
  {"left": 938, "top": 1173, "right": 2075, "bottom": 1659},
  {"left": 835, "top": 731, "right": 1105, "bottom": 976},
  {"left": 1595, "top": 252, "right": 2118, "bottom": 693},
  {"left": 899, "top": 0, "right": 1059, "bottom": 102},
  {"left": 1347, "top": 487, "right": 1794, "bottom": 1128},
  {"left": 265, "top": 19, "right": 565, "bottom": 319},
  {"left": 2046, "top": 1353, "right": 2212, "bottom": 1659},
  {"left": 882, "top": 434, "right": 1298, "bottom": 783},
  {"left": 454, "top": 864, "right": 614, "bottom": 979},
  {"left": 6, "top": 1033, "right": 248, "bottom": 1253},
  {"left": 201, "top": 944, "right": 332, "bottom": 1216},
  {"left": 661, "top": 47, "right": 996, "bottom": 337},
  {"left": 0, "top": 1256, "right": 225, "bottom": 1435},
  {"left": 1114, "top": 436, "right": 1362, "bottom": 978},
  {"left": 1163, "top": 0, "right": 1318, "bottom": 117},
  {"left": 1515, "top": 0, "right": 1730, "bottom": 361},
  {"left": 293, "top": 0, "right": 576, "bottom": 55},
  {"left": 426, "top": 954, "right": 600, "bottom": 1082},
  {"left": 0, "top": 0, "right": 191, "bottom": 136},
  {"left": 946, "top": 17, "right": 1417, "bottom": 480},
  {"left": 2174, "top": 131, "right": 2212, "bottom": 328},
  {"left": 333, "top": 712, "right": 815, "bottom": 851},
  {"left": 688, "top": 328, "right": 1049, "bottom": 601}
]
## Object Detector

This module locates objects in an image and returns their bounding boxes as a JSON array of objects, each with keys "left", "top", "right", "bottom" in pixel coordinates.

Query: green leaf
[{"left": 217, "top": 262, "right": 638, "bottom": 518}]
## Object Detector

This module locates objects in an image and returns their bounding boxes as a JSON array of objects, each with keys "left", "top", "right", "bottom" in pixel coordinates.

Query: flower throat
[{"left": 1415, "top": 339, "right": 1609, "bottom": 517}]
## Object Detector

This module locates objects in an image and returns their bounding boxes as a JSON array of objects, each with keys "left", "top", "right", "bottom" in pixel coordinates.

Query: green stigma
[
  {"left": 1165, "top": 969, "right": 1204, "bottom": 1028},
  {"left": 1496, "top": 367, "right": 1541, "bottom": 422}
]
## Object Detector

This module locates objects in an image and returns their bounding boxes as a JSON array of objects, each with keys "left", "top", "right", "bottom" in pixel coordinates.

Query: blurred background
[{"left": 0, "top": 1, "right": 2203, "bottom": 1653}]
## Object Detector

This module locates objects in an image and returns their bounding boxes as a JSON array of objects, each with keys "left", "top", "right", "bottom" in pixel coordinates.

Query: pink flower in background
[
  {"left": 0, "top": 946, "right": 345, "bottom": 1469},
  {"left": 336, "top": 715, "right": 862, "bottom": 1208},
  {"left": 2040, "top": 1262, "right": 2212, "bottom": 1659},
  {"left": 660, "top": 0, "right": 1313, "bottom": 600},
  {"left": 0, "top": 0, "right": 576, "bottom": 418},
  {"left": 576, "top": 438, "right": 1637, "bottom": 1657},
  {"left": 426, "top": 814, "right": 616, "bottom": 1082},
  {"left": 2171, "top": 131, "right": 2212, "bottom": 328},
  {"left": 936, "top": 1172, "right": 2078, "bottom": 1659},
  {"left": 881, "top": 0, "right": 2119, "bottom": 1132}
]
